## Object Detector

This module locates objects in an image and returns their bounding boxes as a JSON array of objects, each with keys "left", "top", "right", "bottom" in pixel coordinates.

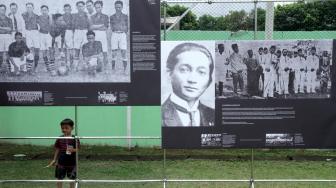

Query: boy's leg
[
  {"left": 57, "top": 182, "right": 63, "bottom": 188},
  {"left": 55, "top": 165, "right": 66, "bottom": 188},
  {"left": 111, "top": 50, "right": 117, "bottom": 70},
  {"left": 120, "top": 33, "right": 128, "bottom": 72},
  {"left": 70, "top": 182, "right": 75, "bottom": 188}
]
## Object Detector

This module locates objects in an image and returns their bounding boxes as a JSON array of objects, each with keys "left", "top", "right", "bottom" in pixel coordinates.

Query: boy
[{"left": 47, "top": 118, "right": 79, "bottom": 188}]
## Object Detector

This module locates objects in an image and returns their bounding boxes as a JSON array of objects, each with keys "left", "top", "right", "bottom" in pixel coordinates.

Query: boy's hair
[
  {"left": 86, "top": 0, "right": 94, "bottom": 4},
  {"left": 64, "top": 4, "right": 71, "bottom": 8},
  {"left": 26, "top": 2, "right": 34, "bottom": 7},
  {"left": 0, "top": 4, "right": 6, "bottom": 10},
  {"left": 15, "top": 32, "right": 23, "bottom": 37},
  {"left": 115, "top": 0, "right": 123, "bottom": 6},
  {"left": 94, "top": 1, "right": 103, "bottom": 7},
  {"left": 10, "top": 3, "right": 18, "bottom": 8},
  {"left": 87, "top": 30, "right": 95, "bottom": 36},
  {"left": 53, "top": 13, "right": 63, "bottom": 21},
  {"left": 60, "top": 118, "right": 74, "bottom": 127},
  {"left": 41, "top": 5, "right": 49, "bottom": 10},
  {"left": 76, "top": 1, "right": 85, "bottom": 6}
]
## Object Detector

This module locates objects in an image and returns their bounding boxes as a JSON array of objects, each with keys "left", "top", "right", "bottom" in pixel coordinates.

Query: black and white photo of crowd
[
  {"left": 215, "top": 40, "right": 333, "bottom": 99},
  {"left": 0, "top": 0, "right": 130, "bottom": 82}
]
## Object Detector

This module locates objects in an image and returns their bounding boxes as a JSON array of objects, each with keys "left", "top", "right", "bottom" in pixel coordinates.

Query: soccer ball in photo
[{"left": 57, "top": 66, "right": 68, "bottom": 76}]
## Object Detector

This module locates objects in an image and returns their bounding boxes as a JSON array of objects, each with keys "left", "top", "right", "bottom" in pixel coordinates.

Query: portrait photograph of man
[{"left": 161, "top": 41, "right": 215, "bottom": 127}]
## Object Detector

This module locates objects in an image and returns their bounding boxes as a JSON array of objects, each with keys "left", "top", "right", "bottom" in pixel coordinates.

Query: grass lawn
[{"left": 1, "top": 143, "right": 336, "bottom": 187}]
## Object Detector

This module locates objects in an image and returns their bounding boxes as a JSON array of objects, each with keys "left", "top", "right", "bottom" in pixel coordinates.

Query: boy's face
[
  {"left": 10, "top": 5, "right": 17, "bottom": 14},
  {"left": 87, "top": 34, "right": 95, "bottom": 42},
  {"left": 77, "top": 3, "right": 85, "bottom": 12},
  {"left": 61, "top": 124, "right": 73, "bottom": 135},
  {"left": 64, "top": 6, "right": 71, "bottom": 14},
  {"left": 115, "top": 3, "right": 123, "bottom": 13},
  {"left": 26, "top": 5, "right": 34, "bottom": 13},
  {"left": 15, "top": 35, "right": 23, "bottom": 42},
  {"left": 0, "top": 7, "right": 6, "bottom": 16},
  {"left": 86, "top": 2, "right": 94, "bottom": 12},
  {"left": 41, "top": 7, "right": 49, "bottom": 15},
  {"left": 94, "top": 4, "right": 102, "bottom": 13}
]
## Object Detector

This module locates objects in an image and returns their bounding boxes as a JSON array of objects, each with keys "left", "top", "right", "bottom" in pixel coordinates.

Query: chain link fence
[{"left": 162, "top": 0, "right": 336, "bottom": 41}]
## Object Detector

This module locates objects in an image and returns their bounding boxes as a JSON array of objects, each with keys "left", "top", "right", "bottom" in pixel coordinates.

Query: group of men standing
[
  {"left": 217, "top": 43, "right": 331, "bottom": 98},
  {"left": 0, "top": 0, "right": 128, "bottom": 77}
]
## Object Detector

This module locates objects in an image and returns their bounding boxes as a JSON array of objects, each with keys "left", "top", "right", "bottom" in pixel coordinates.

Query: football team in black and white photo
[{"left": 0, "top": 0, "right": 129, "bottom": 82}]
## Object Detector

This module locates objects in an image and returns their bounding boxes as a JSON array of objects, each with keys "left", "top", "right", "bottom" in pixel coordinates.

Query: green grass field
[{"left": 1, "top": 143, "right": 336, "bottom": 188}]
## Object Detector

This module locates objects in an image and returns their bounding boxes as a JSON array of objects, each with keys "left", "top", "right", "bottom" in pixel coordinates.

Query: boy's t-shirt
[{"left": 54, "top": 135, "right": 80, "bottom": 167}]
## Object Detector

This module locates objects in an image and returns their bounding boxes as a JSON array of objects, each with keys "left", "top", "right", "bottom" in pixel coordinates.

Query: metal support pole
[
  {"left": 249, "top": 148, "right": 255, "bottom": 188},
  {"left": 127, "top": 106, "right": 132, "bottom": 150},
  {"left": 75, "top": 106, "right": 79, "bottom": 188},
  {"left": 163, "top": 149, "right": 167, "bottom": 188},
  {"left": 254, "top": 0, "right": 258, "bottom": 40},
  {"left": 163, "top": 1, "right": 167, "bottom": 41}
]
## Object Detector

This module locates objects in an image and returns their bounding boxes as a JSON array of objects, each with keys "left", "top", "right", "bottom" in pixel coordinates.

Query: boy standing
[{"left": 47, "top": 119, "right": 79, "bottom": 188}]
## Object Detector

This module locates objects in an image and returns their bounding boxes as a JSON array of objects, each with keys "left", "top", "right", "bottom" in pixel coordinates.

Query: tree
[
  {"left": 246, "top": 8, "right": 266, "bottom": 31},
  {"left": 198, "top": 15, "right": 217, "bottom": 30},
  {"left": 162, "top": 4, "right": 198, "bottom": 30},
  {"left": 224, "top": 10, "right": 249, "bottom": 32},
  {"left": 274, "top": 1, "right": 336, "bottom": 31}
]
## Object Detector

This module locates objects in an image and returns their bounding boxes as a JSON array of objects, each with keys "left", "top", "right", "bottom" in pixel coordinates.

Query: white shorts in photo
[
  {"left": 0, "top": 34, "right": 12, "bottom": 52},
  {"left": 65, "top": 30, "right": 74, "bottom": 49},
  {"left": 74, "top": 30, "right": 87, "bottom": 49},
  {"left": 111, "top": 32, "right": 127, "bottom": 50},
  {"left": 93, "top": 30, "right": 108, "bottom": 52},
  {"left": 25, "top": 30, "right": 40, "bottom": 48},
  {"left": 9, "top": 54, "right": 33, "bottom": 72},
  {"left": 40, "top": 33, "right": 52, "bottom": 50}
]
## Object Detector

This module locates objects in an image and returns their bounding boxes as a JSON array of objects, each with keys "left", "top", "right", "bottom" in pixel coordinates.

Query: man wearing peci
[{"left": 162, "top": 42, "right": 215, "bottom": 127}]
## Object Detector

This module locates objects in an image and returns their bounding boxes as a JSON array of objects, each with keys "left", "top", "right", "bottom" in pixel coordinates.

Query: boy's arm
[{"left": 46, "top": 148, "right": 59, "bottom": 167}]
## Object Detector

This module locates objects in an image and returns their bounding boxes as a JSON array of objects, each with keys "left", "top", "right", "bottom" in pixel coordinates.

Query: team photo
[
  {"left": 215, "top": 40, "right": 333, "bottom": 99},
  {"left": 0, "top": 0, "right": 130, "bottom": 83}
]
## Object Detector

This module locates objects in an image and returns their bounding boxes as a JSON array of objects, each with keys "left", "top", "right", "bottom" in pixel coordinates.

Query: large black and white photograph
[
  {"left": 0, "top": 0, "right": 160, "bottom": 105},
  {"left": 161, "top": 41, "right": 215, "bottom": 127},
  {"left": 215, "top": 40, "right": 333, "bottom": 99},
  {"left": 0, "top": 0, "right": 130, "bottom": 83}
]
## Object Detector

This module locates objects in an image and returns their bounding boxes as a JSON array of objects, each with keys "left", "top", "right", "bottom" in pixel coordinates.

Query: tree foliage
[{"left": 162, "top": 1, "right": 336, "bottom": 31}]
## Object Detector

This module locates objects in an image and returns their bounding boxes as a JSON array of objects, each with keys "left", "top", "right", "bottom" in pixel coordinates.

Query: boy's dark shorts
[{"left": 55, "top": 165, "right": 77, "bottom": 180}]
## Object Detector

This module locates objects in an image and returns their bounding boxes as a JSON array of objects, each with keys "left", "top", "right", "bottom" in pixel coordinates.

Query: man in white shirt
[
  {"left": 306, "top": 47, "right": 319, "bottom": 93},
  {"left": 162, "top": 42, "right": 214, "bottom": 127},
  {"left": 228, "top": 43, "right": 246, "bottom": 94},
  {"left": 8, "top": 3, "right": 25, "bottom": 41},
  {"left": 261, "top": 47, "right": 274, "bottom": 98},
  {"left": 279, "top": 49, "right": 291, "bottom": 95}
]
